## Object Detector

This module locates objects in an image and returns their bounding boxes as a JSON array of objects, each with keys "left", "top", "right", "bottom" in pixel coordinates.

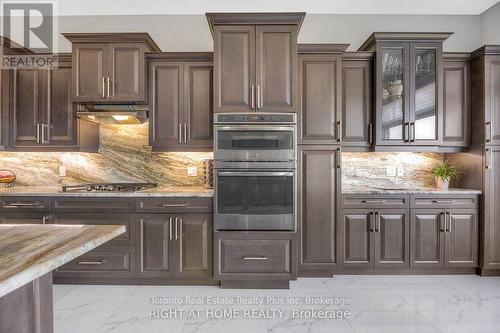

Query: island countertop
[{"left": 0, "top": 224, "right": 125, "bottom": 298}]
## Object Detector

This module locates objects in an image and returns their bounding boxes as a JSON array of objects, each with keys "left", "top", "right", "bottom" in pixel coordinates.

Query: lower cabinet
[
  {"left": 0, "top": 213, "right": 49, "bottom": 224},
  {"left": 342, "top": 209, "right": 409, "bottom": 269},
  {"left": 411, "top": 208, "right": 478, "bottom": 268},
  {"left": 139, "top": 214, "right": 213, "bottom": 279}
]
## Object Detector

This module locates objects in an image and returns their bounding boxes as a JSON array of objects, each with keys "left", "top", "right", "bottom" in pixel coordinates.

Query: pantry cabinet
[
  {"left": 208, "top": 13, "right": 304, "bottom": 113},
  {"left": 63, "top": 33, "right": 161, "bottom": 103}
]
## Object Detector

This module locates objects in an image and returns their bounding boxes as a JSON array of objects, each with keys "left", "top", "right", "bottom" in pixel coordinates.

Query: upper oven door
[
  {"left": 214, "top": 125, "right": 295, "bottom": 161},
  {"left": 214, "top": 170, "right": 296, "bottom": 231}
]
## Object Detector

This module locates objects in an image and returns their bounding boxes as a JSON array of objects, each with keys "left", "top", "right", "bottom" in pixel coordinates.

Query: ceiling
[{"left": 52, "top": 0, "right": 499, "bottom": 16}]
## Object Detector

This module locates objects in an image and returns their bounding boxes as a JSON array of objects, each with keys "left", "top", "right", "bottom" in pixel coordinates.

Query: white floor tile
[
  {"left": 419, "top": 309, "right": 500, "bottom": 333},
  {"left": 349, "top": 310, "right": 441, "bottom": 333},
  {"left": 393, "top": 287, "right": 482, "bottom": 312}
]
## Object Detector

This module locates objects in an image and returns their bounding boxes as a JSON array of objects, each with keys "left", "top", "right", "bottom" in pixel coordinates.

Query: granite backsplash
[
  {"left": 342, "top": 152, "right": 444, "bottom": 190},
  {"left": 0, "top": 124, "right": 212, "bottom": 187}
]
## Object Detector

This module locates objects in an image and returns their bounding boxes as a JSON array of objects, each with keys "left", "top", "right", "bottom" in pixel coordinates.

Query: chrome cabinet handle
[
  {"left": 251, "top": 85, "right": 255, "bottom": 110},
  {"left": 179, "top": 217, "right": 183, "bottom": 241},
  {"left": 440, "top": 212, "right": 446, "bottom": 232},
  {"left": 184, "top": 123, "right": 187, "bottom": 143},
  {"left": 447, "top": 212, "right": 452, "bottom": 233},
  {"left": 42, "top": 216, "right": 48, "bottom": 224},
  {"left": 175, "top": 217, "right": 178, "bottom": 240},
  {"left": 337, "top": 121, "right": 342, "bottom": 142},
  {"left": 485, "top": 148, "right": 491, "bottom": 169},
  {"left": 78, "top": 260, "right": 104, "bottom": 265},
  {"left": 41, "top": 124, "right": 49, "bottom": 144},
  {"left": 486, "top": 122, "right": 492, "bottom": 143},
  {"left": 178, "top": 123, "right": 183, "bottom": 144},
  {"left": 336, "top": 149, "right": 341, "bottom": 169},
  {"left": 257, "top": 84, "right": 261, "bottom": 110},
  {"left": 102, "top": 77, "right": 106, "bottom": 98},
  {"left": 36, "top": 123, "right": 41, "bottom": 143},
  {"left": 242, "top": 256, "right": 268, "bottom": 260},
  {"left": 404, "top": 122, "right": 409, "bottom": 142},
  {"left": 375, "top": 212, "right": 381, "bottom": 232},
  {"left": 169, "top": 217, "right": 173, "bottom": 240},
  {"left": 368, "top": 123, "right": 373, "bottom": 144},
  {"left": 410, "top": 122, "right": 416, "bottom": 142},
  {"left": 369, "top": 212, "right": 375, "bottom": 232},
  {"left": 107, "top": 77, "right": 111, "bottom": 98},
  {"left": 4, "top": 202, "right": 44, "bottom": 207},
  {"left": 161, "top": 203, "right": 187, "bottom": 208}
]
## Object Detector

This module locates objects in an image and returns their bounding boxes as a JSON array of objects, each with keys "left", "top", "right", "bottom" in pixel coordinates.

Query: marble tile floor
[{"left": 53, "top": 275, "right": 500, "bottom": 333}]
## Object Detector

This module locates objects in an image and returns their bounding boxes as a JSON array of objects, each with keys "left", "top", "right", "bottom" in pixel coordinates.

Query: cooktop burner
[{"left": 62, "top": 183, "right": 158, "bottom": 192}]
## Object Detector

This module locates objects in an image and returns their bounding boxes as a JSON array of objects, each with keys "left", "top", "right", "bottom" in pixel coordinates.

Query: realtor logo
[{"left": 1, "top": 1, "right": 58, "bottom": 68}]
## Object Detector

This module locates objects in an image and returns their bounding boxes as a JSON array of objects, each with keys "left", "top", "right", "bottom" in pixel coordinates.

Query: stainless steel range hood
[{"left": 77, "top": 104, "right": 149, "bottom": 125}]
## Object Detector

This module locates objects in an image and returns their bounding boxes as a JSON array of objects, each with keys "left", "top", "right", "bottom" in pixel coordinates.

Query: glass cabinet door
[
  {"left": 377, "top": 44, "right": 409, "bottom": 145},
  {"left": 411, "top": 44, "right": 440, "bottom": 144}
]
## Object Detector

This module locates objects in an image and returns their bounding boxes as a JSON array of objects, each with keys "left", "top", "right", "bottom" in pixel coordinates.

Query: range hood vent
[{"left": 76, "top": 104, "right": 149, "bottom": 125}]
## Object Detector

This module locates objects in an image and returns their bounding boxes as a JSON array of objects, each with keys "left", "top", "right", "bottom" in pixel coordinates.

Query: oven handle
[
  {"left": 217, "top": 171, "right": 294, "bottom": 177},
  {"left": 216, "top": 126, "right": 294, "bottom": 131}
]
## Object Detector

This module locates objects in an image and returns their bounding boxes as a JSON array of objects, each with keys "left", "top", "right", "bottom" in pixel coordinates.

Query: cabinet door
[
  {"left": 213, "top": 26, "right": 255, "bottom": 112},
  {"left": 256, "top": 25, "right": 298, "bottom": 112},
  {"left": 184, "top": 62, "right": 213, "bottom": 149},
  {"left": 0, "top": 69, "right": 9, "bottom": 149},
  {"left": 72, "top": 43, "right": 107, "bottom": 102},
  {"left": 139, "top": 216, "right": 175, "bottom": 276},
  {"left": 298, "top": 146, "right": 340, "bottom": 273},
  {"left": 298, "top": 54, "right": 341, "bottom": 144},
  {"left": 483, "top": 146, "right": 500, "bottom": 269},
  {"left": 342, "top": 58, "right": 373, "bottom": 147},
  {"left": 342, "top": 209, "right": 373, "bottom": 268},
  {"left": 409, "top": 43, "right": 442, "bottom": 146},
  {"left": 0, "top": 213, "right": 47, "bottom": 224},
  {"left": 376, "top": 42, "right": 410, "bottom": 146},
  {"left": 149, "top": 62, "right": 184, "bottom": 150},
  {"left": 442, "top": 59, "right": 470, "bottom": 147},
  {"left": 47, "top": 66, "right": 76, "bottom": 146},
  {"left": 10, "top": 69, "right": 43, "bottom": 146},
  {"left": 374, "top": 209, "right": 409, "bottom": 268},
  {"left": 485, "top": 56, "right": 500, "bottom": 145},
  {"left": 177, "top": 214, "right": 212, "bottom": 279},
  {"left": 445, "top": 209, "right": 477, "bottom": 267},
  {"left": 410, "top": 209, "right": 445, "bottom": 268},
  {"left": 108, "top": 43, "right": 146, "bottom": 102}
]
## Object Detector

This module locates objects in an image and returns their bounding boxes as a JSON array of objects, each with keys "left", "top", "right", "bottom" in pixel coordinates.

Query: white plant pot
[{"left": 435, "top": 177, "right": 450, "bottom": 189}]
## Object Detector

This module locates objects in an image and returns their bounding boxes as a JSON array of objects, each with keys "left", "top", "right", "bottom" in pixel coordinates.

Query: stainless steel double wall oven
[{"left": 214, "top": 113, "right": 297, "bottom": 231}]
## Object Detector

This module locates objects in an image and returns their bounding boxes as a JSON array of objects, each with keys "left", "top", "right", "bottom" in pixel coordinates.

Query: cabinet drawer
[
  {"left": 410, "top": 195, "right": 478, "bottom": 209},
  {"left": 57, "top": 246, "right": 135, "bottom": 273},
  {"left": 51, "top": 197, "right": 135, "bottom": 213},
  {"left": 342, "top": 194, "right": 409, "bottom": 209},
  {"left": 136, "top": 198, "right": 212, "bottom": 213},
  {"left": 51, "top": 214, "right": 136, "bottom": 245},
  {"left": 0, "top": 197, "right": 50, "bottom": 211},
  {"left": 215, "top": 232, "right": 295, "bottom": 280}
]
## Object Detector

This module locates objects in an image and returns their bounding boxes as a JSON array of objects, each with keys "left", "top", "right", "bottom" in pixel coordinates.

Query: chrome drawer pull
[
  {"left": 431, "top": 200, "right": 457, "bottom": 204},
  {"left": 361, "top": 200, "right": 387, "bottom": 203},
  {"left": 242, "top": 256, "right": 268, "bottom": 260},
  {"left": 161, "top": 203, "right": 187, "bottom": 208},
  {"left": 78, "top": 260, "right": 103, "bottom": 265}
]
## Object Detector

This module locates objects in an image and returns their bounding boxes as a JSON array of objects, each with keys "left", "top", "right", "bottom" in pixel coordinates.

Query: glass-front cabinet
[{"left": 361, "top": 33, "right": 449, "bottom": 147}]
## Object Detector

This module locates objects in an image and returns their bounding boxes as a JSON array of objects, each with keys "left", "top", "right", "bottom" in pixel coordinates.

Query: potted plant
[{"left": 432, "top": 161, "right": 461, "bottom": 189}]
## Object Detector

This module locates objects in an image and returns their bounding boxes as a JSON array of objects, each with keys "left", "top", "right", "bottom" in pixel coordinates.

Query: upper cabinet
[
  {"left": 359, "top": 33, "right": 451, "bottom": 149},
  {"left": 148, "top": 53, "right": 213, "bottom": 151},
  {"left": 63, "top": 33, "right": 161, "bottom": 103},
  {"left": 207, "top": 13, "right": 304, "bottom": 113}
]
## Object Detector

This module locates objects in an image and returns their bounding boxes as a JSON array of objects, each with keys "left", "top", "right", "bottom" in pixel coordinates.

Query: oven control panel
[{"left": 215, "top": 113, "right": 296, "bottom": 124}]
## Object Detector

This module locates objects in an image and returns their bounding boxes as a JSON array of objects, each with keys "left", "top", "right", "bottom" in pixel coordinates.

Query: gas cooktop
[{"left": 61, "top": 183, "right": 158, "bottom": 192}]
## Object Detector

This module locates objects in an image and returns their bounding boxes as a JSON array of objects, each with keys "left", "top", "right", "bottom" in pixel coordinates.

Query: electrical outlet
[
  {"left": 397, "top": 167, "right": 405, "bottom": 177},
  {"left": 386, "top": 166, "right": 397, "bottom": 177},
  {"left": 59, "top": 165, "right": 66, "bottom": 177},
  {"left": 187, "top": 166, "right": 197, "bottom": 177}
]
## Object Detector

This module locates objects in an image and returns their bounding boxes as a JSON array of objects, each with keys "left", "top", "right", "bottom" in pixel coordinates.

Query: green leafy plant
[{"left": 432, "top": 161, "right": 462, "bottom": 182}]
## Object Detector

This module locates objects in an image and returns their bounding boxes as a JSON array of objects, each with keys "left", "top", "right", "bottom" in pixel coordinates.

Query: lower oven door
[{"left": 214, "top": 170, "right": 295, "bottom": 231}]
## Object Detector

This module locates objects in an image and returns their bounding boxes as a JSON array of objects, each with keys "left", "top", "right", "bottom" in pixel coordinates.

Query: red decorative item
[{"left": 0, "top": 170, "right": 16, "bottom": 185}]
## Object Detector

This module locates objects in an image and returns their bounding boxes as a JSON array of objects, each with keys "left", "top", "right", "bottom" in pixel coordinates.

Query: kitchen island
[{"left": 0, "top": 224, "right": 125, "bottom": 333}]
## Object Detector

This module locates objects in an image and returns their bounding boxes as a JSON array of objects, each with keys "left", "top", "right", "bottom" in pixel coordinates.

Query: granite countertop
[
  {"left": 0, "top": 224, "right": 125, "bottom": 298},
  {"left": 0, "top": 186, "right": 213, "bottom": 197},
  {"left": 342, "top": 186, "right": 482, "bottom": 195}
]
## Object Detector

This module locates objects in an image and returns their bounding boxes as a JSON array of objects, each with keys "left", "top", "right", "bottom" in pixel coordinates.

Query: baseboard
[
  {"left": 477, "top": 268, "right": 500, "bottom": 276},
  {"left": 53, "top": 277, "right": 219, "bottom": 286},
  {"left": 219, "top": 280, "right": 290, "bottom": 289}
]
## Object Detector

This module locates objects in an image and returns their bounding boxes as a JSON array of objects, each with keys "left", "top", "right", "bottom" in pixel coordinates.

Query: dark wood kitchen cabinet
[
  {"left": 298, "top": 146, "right": 341, "bottom": 275},
  {"left": 341, "top": 208, "right": 409, "bottom": 269},
  {"left": 483, "top": 146, "right": 500, "bottom": 269},
  {"left": 297, "top": 45, "right": 346, "bottom": 144},
  {"left": 359, "top": 33, "right": 451, "bottom": 148},
  {"left": 410, "top": 208, "right": 477, "bottom": 268},
  {"left": 342, "top": 52, "right": 374, "bottom": 148},
  {"left": 63, "top": 33, "right": 161, "bottom": 103},
  {"left": 442, "top": 54, "right": 471, "bottom": 147},
  {"left": 148, "top": 53, "right": 213, "bottom": 151},
  {"left": 208, "top": 13, "right": 304, "bottom": 113},
  {"left": 5, "top": 54, "right": 99, "bottom": 151},
  {"left": 138, "top": 214, "right": 213, "bottom": 279}
]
